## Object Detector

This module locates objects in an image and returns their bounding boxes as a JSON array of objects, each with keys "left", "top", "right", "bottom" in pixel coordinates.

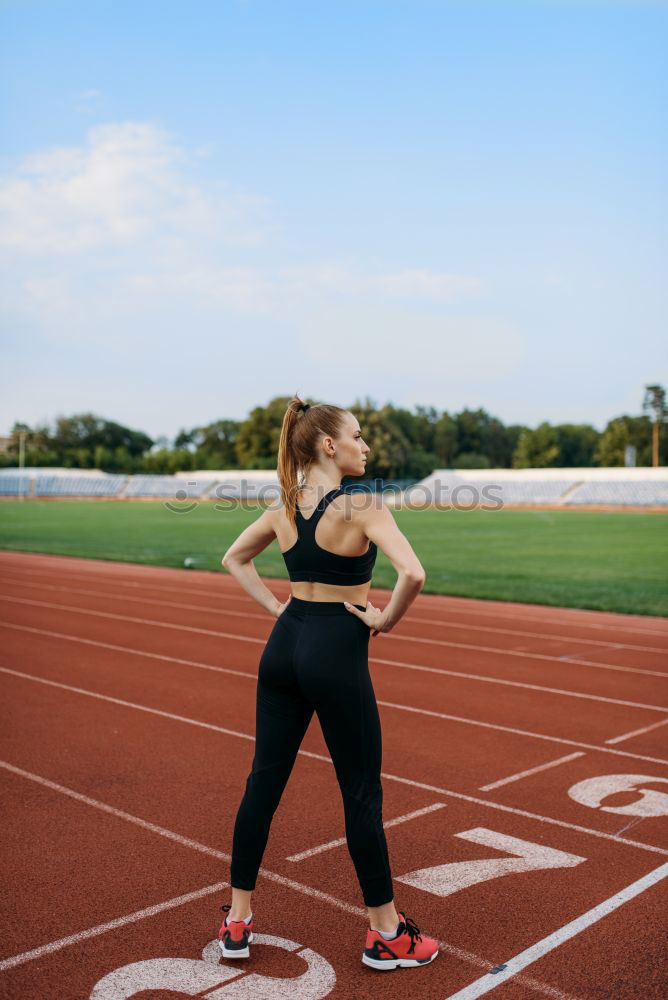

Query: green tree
[
  {"left": 512, "top": 423, "right": 561, "bottom": 468},
  {"left": 143, "top": 447, "right": 196, "bottom": 474},
  {"left": 193, "top": 419, "right": 241, "bottom": 469},
  {"left": 433, "top": 412, "right": 457, "bottom": 466},
  {"left": 453, "top": 407, "right": 516, "bottom": 467},
  {"left": 1, "top": 420, "right": 55, "bottom": 467},
  {"left": 453, "top": 451, "right": 491, "bottom": 469},
  {"left": 235, "top": 396, "right": 297, "bottom": 469},
  {"left": 594, "top": 415, "right": 655, "bottom": 467},
  {"left": 642, "top": 384, "right": 667, "bottom": 467},
  {"left": 553, "top": 424, "right": 600, "bottom": 467}
]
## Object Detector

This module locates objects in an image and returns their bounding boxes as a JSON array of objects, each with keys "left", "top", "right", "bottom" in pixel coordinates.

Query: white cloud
[
  {"left": 126, "top": 266, "right": 275, "bottom": 314},
  {"left": 373, "top": 269, "right": 482, "bottom": 302},
  {"left": 0, "top": 120, "right": 272, "bottom": 256},
  {"left": 118, "top": 261, "right": 484, "bottom": 316},
  {"left": 73, "top": 89, "right": 102, "bottom": 115},
  {"left": 297, "top": 305, "right": 526, "bottom": 384},
  {"left": 0, "top": 120, "right": 487, "bottom": 359}
]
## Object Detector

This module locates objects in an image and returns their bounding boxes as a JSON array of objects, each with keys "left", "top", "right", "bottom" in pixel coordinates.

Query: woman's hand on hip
[
  {"left": 344, "top": 600, "right": 389, "bottom": 636},
  {"left": 273, "top": 597, "right": 292, "bottom": 618}
]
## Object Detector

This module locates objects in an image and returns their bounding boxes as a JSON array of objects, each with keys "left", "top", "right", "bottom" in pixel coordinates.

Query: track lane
[
  {"left": 1, "top": 550, "right": 666, "bottom": 1000},
  {"left": 1, "top": 681, "right": 664, "bottom": 1000}
]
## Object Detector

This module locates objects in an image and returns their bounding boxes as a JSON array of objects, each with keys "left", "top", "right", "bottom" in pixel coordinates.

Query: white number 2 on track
[{"left": 90, "top": 935, "right": 336, "bottom": 999}]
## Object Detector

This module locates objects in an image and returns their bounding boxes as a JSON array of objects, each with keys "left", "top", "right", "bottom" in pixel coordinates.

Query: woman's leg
[
  {"left": 230, "top": 612, "right": 314, "bottom": 895},
  {"left": 295, "top": 612, "right": 395, "bottom": 912},
  {"left": 367, "top": 900, "right": 401, "bottom": 933},
  {"left": 228, "top": 888, "right": 253, "bottom": 921}
]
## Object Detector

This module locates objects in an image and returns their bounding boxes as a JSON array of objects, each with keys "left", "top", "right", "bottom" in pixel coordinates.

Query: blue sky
[{"left": 1, "top": 0, "right": 666, "bottom": 442}]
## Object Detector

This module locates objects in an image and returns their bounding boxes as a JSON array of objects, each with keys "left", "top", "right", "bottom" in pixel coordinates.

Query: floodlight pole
[{"left": 18, "top": 430, "right": 26, "bottom": 501}]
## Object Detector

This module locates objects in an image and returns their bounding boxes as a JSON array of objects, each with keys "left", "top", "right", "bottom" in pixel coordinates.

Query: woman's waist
[
  {"left": 283, "top": 596, "right": 366, "bottom": 616},
  {"left": 289, "top": 579, "right": 370, "bottom": 602}
]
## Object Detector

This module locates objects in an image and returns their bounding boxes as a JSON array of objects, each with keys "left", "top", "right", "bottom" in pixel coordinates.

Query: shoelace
[{"left": 402, "top": 913, "right": 423, "bottom": 954}]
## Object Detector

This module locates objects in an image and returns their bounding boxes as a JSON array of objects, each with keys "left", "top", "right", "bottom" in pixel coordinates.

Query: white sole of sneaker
[
  {"left": 362, "top": 949, "right": 438, "bottom": 970},
  {"left": 219, "top": 931, "right": 254, "bottom": 959}
]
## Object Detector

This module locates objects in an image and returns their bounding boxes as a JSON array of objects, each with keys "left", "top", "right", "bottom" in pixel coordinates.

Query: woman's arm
[
  {"left": 353, "top": 496, "right": 426, "bottom": 634},
  {"left": 221, "top": 508, "right": 285, "bottom": 617}
]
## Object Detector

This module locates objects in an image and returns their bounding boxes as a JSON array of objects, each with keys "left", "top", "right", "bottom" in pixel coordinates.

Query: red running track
[{"left": 0, "top": 550, "right": 667, "bottom": 1000}]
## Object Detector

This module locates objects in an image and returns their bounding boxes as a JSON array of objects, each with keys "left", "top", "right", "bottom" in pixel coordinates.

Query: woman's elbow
[
  {"left": 405, "top": 565, "right": 426, "bottom": 586},
  {"left": 222, "top": 552, "right": 250, "bottom": 572}
]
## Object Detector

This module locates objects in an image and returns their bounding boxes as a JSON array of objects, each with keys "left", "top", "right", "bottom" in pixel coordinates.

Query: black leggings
[{"left": 230, "top": 596, "right": 394, "bottom": 907}]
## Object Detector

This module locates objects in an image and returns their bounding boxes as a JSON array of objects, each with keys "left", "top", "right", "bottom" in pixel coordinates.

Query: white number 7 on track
[{"left": 396, "top": 827, "right": 586, "bottom": 897}]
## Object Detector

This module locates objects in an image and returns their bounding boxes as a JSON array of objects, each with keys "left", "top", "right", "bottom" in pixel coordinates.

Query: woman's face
[{"left": 333, "top": 413, "right": 370, "bottom": 476}]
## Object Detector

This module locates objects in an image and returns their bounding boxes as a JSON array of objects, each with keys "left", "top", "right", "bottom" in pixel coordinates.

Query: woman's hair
[{"left": 277, "top": 393, "right": 348, "bottom": 527}]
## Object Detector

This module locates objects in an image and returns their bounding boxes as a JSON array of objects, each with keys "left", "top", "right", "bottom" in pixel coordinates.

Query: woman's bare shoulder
[{"left": 334, "top": 489, "right": 379, "bottom": 521}]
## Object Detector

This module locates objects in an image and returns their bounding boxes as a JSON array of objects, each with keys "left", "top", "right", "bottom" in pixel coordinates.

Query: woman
[{"left": 217, "top": 396, "right": 439, "bottom": 971}]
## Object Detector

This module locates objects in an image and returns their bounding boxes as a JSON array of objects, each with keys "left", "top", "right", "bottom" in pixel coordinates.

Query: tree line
[{"left": 3, "top": 388, "right": 666, "bottom": 477}]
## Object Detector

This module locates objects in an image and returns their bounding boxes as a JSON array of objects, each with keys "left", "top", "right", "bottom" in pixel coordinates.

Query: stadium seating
[
  {"left": 34, "top": 475, "right": 127, "bottom": 497},
  {"left": 410, "top": 470, "right": 668, "bottom": 507},
  {"left": 0, "top": 476, "right": 33, "bottom": 496},
  {"left": 1, "top": 468, "right": 666, "bottom": 506},
  {"left": 410, "top": 472, "right": 574, "bottom": 506},
  {"left": 124, "top": 475, "right": 218, "bottom": 498},
  {"left": 565, "top": 481, "right": 668, "bottom": 506}
]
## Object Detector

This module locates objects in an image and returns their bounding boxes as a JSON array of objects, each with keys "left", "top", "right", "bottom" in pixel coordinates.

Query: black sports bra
[{"left": 281, "top": 486, "right": 377, "bottom": 586}]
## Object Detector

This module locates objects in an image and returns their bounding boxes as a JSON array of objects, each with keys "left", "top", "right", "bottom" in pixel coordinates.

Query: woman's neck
[{"left": 299, "top": 478, "right": 342, "bottom": 501}]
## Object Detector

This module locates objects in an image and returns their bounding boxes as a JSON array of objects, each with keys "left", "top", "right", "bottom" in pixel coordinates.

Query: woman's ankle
[
  {"left": 367, "top": 900, "right": 400, "bottom": 933},
  {"left": 229, "top": 887, "right": 253, "bottom": 922},
  {"left": 368, "top": 911, "right": 400, "bottom": 933}
]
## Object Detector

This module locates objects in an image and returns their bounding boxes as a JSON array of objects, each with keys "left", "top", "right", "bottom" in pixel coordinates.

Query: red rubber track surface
[{"left": 1, "top": 551, "right": 666, "bottom": 1000}]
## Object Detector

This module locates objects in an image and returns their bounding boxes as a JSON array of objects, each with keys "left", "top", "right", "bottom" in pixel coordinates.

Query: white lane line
[
  {"left": 0, "top": 666, "right": 257, "bottom": 742},
  {"left": 3, "top": 574, "right": 665, "bottom": 654},
  {"left": 0, "top": 760, "right": 575, "bottom": 1000},
  {"left": 479, "top": 753, "right": 586, "bottom": 792},
  {"left": 613, "top": 816, "right": 646, "bottom": 838},
  {"left": 2, "top": 667, "right": 668, "bottom": 857},
  {"left": 4, "top": 620, "right": 664, "bottom": 719},
  {"left": 406, "top": 598, "right": 668, "bottom": 638},
  {"left": 405, "top": 616, "right": 667, "bottom": 654},
  {"left": 286, "top": 802, "right": 446, "bottom": 861},
  {"left": 605, "top": 717, "right": 668, "bottom": 745},
  {"left": 370, "top": 655, "right": 668, "bottom": 712},
  {"left": 0, "top": 881, "right": 229, "bottom": 972},
  {"left": 376, "top": 697, "right": 668, "bottom": 767},
  {"left": 2, "top": 615, "right": 666, "bottom": 715},
  {"left": 0, "top": 621, "right": 253, "bottom": 679},
  {"left": 0, "top": 596, "right": 264, "bottom": 645},
  {"left": 444, "top": 862, "right": 668, "bottom": 999},
  {"left": 373, "top": 645, "right": 665, "bottom": 679},
  {"left": 5, "top": 558, "right": 667, "bottom": 640},
  {"left": 1, "top": 593, "right": 665, "bottom": 680},
  {"left": 4, "top": 630, "right": 668, "bottom": 768},
  {"left": 557, "top": 650, "right": 617, "bottom": 662},
  {"left": 0, "top": 578, "right": 272, "bottom": 622}
]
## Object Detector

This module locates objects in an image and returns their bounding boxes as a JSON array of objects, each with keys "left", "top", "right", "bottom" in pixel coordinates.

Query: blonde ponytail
[{"left": 277, "top": 393, "right": 347, "bottom": 527}]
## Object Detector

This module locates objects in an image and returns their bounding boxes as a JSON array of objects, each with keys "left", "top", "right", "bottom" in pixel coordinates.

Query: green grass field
[{"left": 0, "top": 499, "right": 666, "bottom": 617}]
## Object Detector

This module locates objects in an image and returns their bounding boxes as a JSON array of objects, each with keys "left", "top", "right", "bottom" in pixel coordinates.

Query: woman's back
[{"left": 276, "top": 486, "right": 377, "bottom": 601}]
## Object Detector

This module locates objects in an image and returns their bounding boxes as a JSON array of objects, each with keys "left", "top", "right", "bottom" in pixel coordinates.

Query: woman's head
[{"left": 277, "top": 394, "right": 370, "bottom": 525}]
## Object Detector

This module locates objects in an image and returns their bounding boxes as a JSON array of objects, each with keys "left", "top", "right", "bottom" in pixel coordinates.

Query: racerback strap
[{"left": 296, "top": 487, "right": 343, "bottom": 535}]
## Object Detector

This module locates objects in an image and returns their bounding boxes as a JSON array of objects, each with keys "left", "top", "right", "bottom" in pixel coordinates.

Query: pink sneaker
[
  {"left": 362, "top": 910, "right": 439, "bottom": 970},
  {"left": 218, "top": 904, "right": 254, "bottom": 959}
]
